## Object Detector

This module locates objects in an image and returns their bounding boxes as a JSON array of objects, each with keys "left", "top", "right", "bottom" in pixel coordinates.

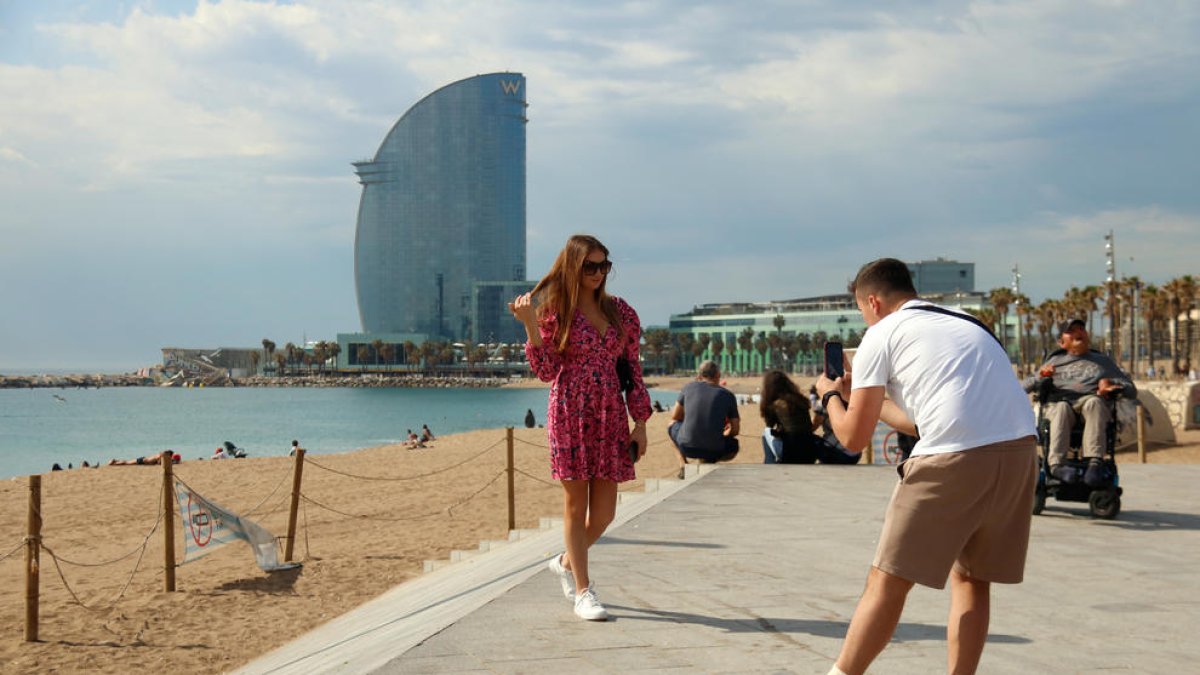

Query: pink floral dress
[{"left": 525, "top": 296, "right": 652, "bottom": 482}]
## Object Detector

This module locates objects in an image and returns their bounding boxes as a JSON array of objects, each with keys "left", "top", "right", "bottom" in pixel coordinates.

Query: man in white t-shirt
[{"left": 815, "top": 258, "right": 1037, "bottom": 675}]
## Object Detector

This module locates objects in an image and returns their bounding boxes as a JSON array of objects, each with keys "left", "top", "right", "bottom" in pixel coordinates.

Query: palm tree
[
  {"left": 676, "top": 333, "right": 695, "bottom": 371},
  {"left": 697, "top": 333, "right": 711, "bottom": 359},
  {"left": 766, "top": 332, "right": 782, "bottom": 369},
  {"left": 273, "top": 352, "right": 287, "bottom": 376},
  {"left": 419, "top": 341, "right": 439, "bottom": 375},
  {"left": 753, "top": 336, "right": 769, "bottom": 372},
  {"left": 261, "top": 339, "right": 276, "bottom": 375},
  {"left": 642, "top": 329, "right": 671, "bottom": 375},
  {"left": 773, "top": 314, "right": 786, "bottom": 336},
  {"left": 371, "top": 339, "right": 385, "bottom": 369},
  {"left": 248, "top": 351, "right": 260, "bottom": 376},
  {"left": 403, "top": 340, "right": 418, "bottom": 372},
  {"left": 283, "top": 342, "right": 299, "bottom": 375},
  {"left": 326, "top": 342, "right": 341, "bottom": 373},
  {"left": 1140, "top": 284, "right": 1164, "bottom": 375},
  {"left": 379, "top": 343, "right": 396, "bottom": 372},
  {"left": 355, "top": 344, "right": 371, "bottom": 371},
  {"left": 312, "top": 341, "right": 328, "bottom": 374},
  {"left": 710, "top": 336, "right": 725, "bottom": 371},
  {"left": 988, "top": 287, "right": 1015, "bottom": 360}
]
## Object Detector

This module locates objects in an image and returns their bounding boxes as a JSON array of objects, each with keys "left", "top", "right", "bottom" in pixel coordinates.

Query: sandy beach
[{"left": 2, "top": 376, "right": 1198, "bottom": 674}]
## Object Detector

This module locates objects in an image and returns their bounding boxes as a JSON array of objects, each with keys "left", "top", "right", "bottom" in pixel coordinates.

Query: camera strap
[{"left": 904, "top": 304, "right": 1002, "bottom": 347}]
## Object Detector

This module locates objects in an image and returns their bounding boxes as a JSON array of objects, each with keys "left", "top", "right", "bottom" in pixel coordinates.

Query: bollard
[
  {"left": 162, "top": 450, "right": 176, "bottom": 592},
  {"left": 25, "top": 475, "right": 41, "bottom": 642},
  {"left": 865, "top": 440, "right": 874, "bottom": 466},
  {"left": 506, "top": 428, "right": 516, "bottom": 532},
  {"left": 285, "top": 448, "right": 306, "bottom": 562}
]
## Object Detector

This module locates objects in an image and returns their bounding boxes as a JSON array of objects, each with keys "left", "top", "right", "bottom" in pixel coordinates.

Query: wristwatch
[{"left": 821, "top": 390, "right": 846, "bottom": 410}]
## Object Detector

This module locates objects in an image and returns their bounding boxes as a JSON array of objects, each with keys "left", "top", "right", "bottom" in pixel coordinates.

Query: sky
[{"left": 1, "top": 0, "right": 1198, "bottom": 371}]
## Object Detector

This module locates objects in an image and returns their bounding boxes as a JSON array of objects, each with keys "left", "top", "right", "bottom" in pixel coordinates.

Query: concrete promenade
[{"left": 239, "top": 464, "right": 1200, "bottom": 674}]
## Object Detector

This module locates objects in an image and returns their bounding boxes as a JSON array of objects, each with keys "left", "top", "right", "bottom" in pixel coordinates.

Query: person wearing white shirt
[{"left": 816, "top": 258, "right": 1037, "bottom": 675}]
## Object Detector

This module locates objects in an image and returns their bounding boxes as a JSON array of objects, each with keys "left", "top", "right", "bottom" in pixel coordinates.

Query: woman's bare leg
[{"left": 561, "top": 479, "right": 619, "bottom": 592}]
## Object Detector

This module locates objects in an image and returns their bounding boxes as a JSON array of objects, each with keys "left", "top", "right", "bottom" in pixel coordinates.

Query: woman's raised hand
[{"left": 509, "top": 292, "right": 536, "bottom": 324}]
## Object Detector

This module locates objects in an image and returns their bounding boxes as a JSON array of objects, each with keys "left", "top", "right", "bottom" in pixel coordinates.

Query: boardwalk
[{"left": 239, "top": 464, "right": 1200, "bottom": 674}]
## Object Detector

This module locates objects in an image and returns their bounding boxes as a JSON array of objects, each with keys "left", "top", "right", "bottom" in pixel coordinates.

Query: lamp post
[{"left": 1104, "top": 231, "right": 1116, "bottom": 355}]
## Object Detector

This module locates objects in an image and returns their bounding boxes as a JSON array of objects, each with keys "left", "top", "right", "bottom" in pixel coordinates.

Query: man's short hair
[
  {"left": 1058, "top": 318, "right": 1087, "bottom": 335},
  {"left": 848, "top": 258, "right": 917, "bottom": 298},
  {"left": 698, "top": 360, "right": 720, "bottom": 380}
]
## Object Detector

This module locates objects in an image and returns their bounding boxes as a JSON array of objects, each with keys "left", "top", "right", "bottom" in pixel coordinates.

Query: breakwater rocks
[
  {"left": 235, "top": 374, "right": 511, "bottom": 388},
  {"left": 0, "top": 373, "right": 152, "bottom": 389}
]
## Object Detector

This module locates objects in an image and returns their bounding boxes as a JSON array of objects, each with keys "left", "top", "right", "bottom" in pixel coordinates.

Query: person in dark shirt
[
  {"left": 668, "top": 361, "right": 740, "bottom": 476},
  {"left": 759, "top": 370, "right": 861, "bottom": 464}
]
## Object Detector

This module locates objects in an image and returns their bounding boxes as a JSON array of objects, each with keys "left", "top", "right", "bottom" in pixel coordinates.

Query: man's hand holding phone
[{"left": 815, "top": 341, "right": 851, "bottom": 403}]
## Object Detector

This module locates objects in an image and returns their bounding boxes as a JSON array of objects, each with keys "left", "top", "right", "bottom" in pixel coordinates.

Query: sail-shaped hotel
[{"left": 349, "top": 73, "right": 530, "bottom": 355}]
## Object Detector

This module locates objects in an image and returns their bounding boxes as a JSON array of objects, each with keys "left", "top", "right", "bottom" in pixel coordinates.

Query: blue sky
[{"left": 1, "top": 0, "right": 1198, "bottom": 370}]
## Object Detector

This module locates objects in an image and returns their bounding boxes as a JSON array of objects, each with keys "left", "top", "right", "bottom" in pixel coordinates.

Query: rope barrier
[
  {"left": 41, "top": 539, "right": 152, "bottom": 612},
  {"left": 513, "top": 467, "right": 559, "bottom": 487},
  {"left": 299, "top": 467, "right": 508, "bottom": 522},
  {"left": 304, "top": 438, "right": 505, "bottom": 482},
  {"left": 241, "top": 467, "right": 293, "bottom": 517},
  {"left": 447, "top": 469, "right": 509, "bottom": 516},
  {"left": 29, "top": 488, "right": 164, "bottom": 568},
  {"left": 0, "top": 539, "right": 25, "bottom": 563}
]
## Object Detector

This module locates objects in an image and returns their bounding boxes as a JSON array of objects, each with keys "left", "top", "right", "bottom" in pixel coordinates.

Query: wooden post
[
  {"left": 865, "top": 439, "right": 874, "bottom": 466},
  {"left": 506, "top": 428, "right": 515, "bottom": 532},
  {"left": 162, "top": 450, "right": 176, "bottom": 592},
  {"left": 285, "top": 448, "right": 305, "bottom": 562},
  {"left": 1137, "top": 404, "right": 1147, "bottom": 464},
  {"left": 24, "top": 475, "right": 41, "bottom": 642}
]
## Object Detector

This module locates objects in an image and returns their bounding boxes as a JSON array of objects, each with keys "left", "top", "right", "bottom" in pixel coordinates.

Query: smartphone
[
  {"left": 627, "top": 439, "right": 640, "bottom": 464},
  {"left": 824, "top": 341, "right": 845, "bottom": 379}
]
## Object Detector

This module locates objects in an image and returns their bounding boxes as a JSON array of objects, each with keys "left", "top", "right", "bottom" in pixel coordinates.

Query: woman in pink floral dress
[{"left": 509, "top": 234, "right": 651, "bottom": 621}]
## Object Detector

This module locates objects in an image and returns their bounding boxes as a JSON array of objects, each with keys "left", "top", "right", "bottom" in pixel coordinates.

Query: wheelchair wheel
[
  {"left": 1032, "top": 481, "right": 1047, "bottom": 515},
  {"left": 1088, "top": 488, "right": 1121, "bottom": 520}
]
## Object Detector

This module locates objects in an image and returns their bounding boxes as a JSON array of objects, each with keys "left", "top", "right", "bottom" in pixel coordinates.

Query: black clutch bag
[{"left": 616, "top": 356, "right": 634, "bottom": 393}]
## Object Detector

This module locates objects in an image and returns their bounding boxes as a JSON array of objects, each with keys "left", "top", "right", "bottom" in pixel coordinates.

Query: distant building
[
  {"left": 352, "top": 72, "right": 530, "bottom": 342},
  {"left": 161, "top": 347, "right": 259, "bottom": 378},
  {"left": 907, "top": 257, "right": 974, "bottom": 294},
  {"left": 669, "top": 268, "right": 1005, "bottom": 373},
  {"left": 470, "top": 280, "right": 535, "bottom": 345}
]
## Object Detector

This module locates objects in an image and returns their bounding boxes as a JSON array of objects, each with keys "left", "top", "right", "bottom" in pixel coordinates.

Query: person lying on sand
[{"left": 108, "top": 452, "right": 181, "bottom": 466}]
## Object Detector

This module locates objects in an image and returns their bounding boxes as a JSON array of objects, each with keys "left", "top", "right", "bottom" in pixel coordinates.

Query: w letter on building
[{"left": 500, "top": 79, "right": 522, "bottom": 95}]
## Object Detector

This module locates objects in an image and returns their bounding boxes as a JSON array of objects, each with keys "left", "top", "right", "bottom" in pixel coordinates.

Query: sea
[{"left": 0, "top": 386, "right": 681, "bottom": 480}]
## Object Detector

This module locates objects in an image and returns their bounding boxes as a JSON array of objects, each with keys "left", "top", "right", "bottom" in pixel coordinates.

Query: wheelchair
[{"left": 1032, "top": 377, "right": 1123, "bottom": 519}]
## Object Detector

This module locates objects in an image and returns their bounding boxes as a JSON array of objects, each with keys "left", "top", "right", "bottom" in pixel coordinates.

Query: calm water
[{"left": 0, "top": 387, "right": 679, "bottom": 479}]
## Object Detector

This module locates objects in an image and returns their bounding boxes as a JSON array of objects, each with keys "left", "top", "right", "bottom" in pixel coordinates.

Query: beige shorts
[{"left": 873, "top": 436, "right": 1037, "bottom": 589}]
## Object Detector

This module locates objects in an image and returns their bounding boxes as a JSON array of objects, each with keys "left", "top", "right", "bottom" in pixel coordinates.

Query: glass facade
[
  {"left": 353, "top": 73, "right": 528, "bottom": 340},
  {"left": 908, "top": 258, "right": 975, "bottom": 294}
]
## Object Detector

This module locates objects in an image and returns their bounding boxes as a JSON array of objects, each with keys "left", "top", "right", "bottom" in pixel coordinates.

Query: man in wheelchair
[{"left": 1024, "top": 319, "right": 1136, "bottom": 487}]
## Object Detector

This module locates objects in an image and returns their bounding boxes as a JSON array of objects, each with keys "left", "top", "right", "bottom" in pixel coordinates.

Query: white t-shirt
[{"left": 851, "top": 299, "right": 1036, "bottom": 456}]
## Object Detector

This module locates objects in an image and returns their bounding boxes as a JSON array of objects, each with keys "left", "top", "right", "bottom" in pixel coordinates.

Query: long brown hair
[
  {"left": 532, "top": 234, "right": 624, "bottom": 353},
  {"left": 759, "top": 369, "right": 808, "bottom": 419}
]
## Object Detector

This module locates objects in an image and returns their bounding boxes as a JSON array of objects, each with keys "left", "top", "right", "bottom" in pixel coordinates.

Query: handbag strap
[{"left": 904, "top": 304, "right": 1002, "bottom": 346}]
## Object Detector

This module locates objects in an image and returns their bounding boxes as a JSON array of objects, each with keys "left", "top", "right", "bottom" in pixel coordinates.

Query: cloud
[{"left": 1, "top": 0, "right": 1198, "bottom": 368}]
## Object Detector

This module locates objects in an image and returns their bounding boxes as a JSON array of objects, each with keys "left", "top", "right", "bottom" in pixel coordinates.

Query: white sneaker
[
  {"left": 574, "top": 587, "right": 608, "bottom": 621},
  {"left": 548, "top": 554, "right": 575, "bottom": 600}
]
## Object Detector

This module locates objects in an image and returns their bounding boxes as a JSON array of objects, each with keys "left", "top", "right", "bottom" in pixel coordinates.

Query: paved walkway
[{"left": 239, "top": 464, "right": 1200, "bottom": 674}]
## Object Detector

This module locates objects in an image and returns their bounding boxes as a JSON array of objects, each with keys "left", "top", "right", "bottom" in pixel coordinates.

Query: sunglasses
[{"left": 581, "top": 259, "right": 612, "bottom": 276}]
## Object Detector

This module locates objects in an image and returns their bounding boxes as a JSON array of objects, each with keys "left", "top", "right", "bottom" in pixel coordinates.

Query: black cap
[{"left": 1058, "top": 318, "right": 1086, "bottom": 335}]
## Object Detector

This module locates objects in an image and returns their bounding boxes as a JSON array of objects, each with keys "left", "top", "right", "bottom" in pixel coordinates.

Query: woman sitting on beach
[
  {"left": 509, "top": 234, "right": 652, "bottom": 622},
  {"left": 759, "top": 370, "right": 861, "bottom": 465}
]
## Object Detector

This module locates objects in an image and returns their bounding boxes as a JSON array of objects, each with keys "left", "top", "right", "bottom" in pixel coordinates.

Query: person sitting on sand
[
  {"left": 212, "top": 446, "right": 231, "bottom": 460},
  {"left": 406, "top": 429, "right": 425, "bottom": 449},
  {"left": 109, "top": 452, "right": 181, "bottom": 466},
  {"left": 420, "top": 424, "right": 436, "bottom": 443}
]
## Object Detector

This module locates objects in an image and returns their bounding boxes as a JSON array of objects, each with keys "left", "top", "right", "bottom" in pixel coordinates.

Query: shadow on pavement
[{"left": 605, "top": 605, "right": 1030, "bottom": 644}]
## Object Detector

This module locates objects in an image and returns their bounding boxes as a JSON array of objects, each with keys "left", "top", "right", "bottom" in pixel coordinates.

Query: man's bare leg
[
  {"left": 947, "top": 569, "right": 990, "bottom": 675},
  {"left": 834, "top": 566, "right": 914, "bottom": 675}
]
